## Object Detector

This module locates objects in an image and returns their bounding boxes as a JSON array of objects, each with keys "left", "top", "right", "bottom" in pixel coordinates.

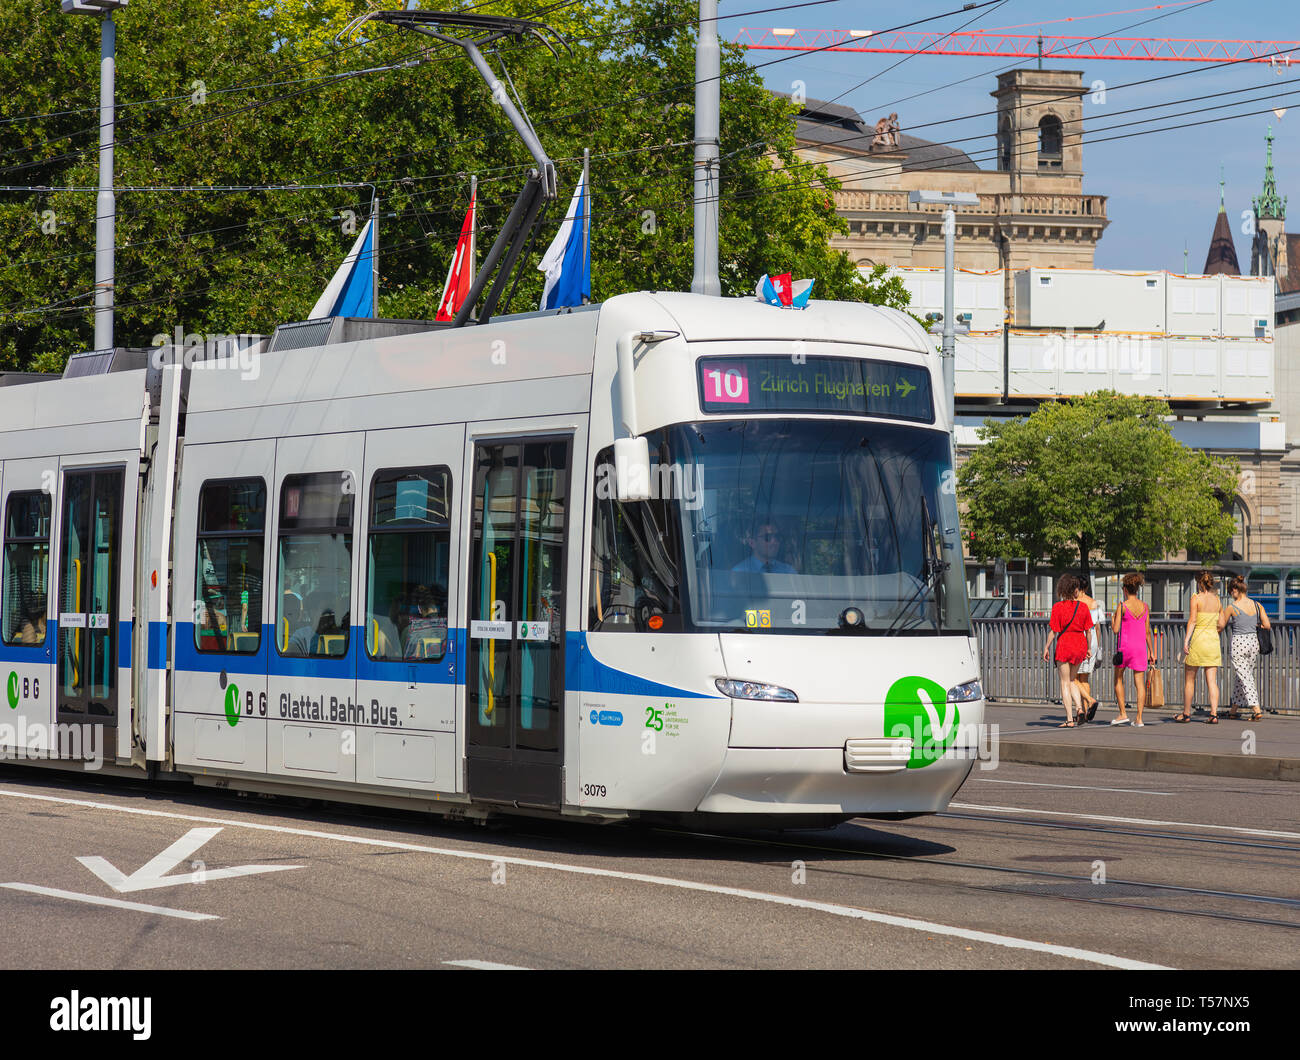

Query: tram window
[
  {"left": 277, "top": 472, "right": 354, "bottom": 657},
  {"left": 365, "top": 466, "right": 451, "bottom": 661},
  {"left": 2, "top": 491, "right": 52, "bottom": 647},
  {"left": 194, "top": 479, "right": 266, "bottom": 654},
  {"left": 588, "top": 447, "right": 683, "bottom": 633}
]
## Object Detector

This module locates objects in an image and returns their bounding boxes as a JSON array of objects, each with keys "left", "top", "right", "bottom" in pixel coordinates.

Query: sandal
[
  {"left": 1228, "top": 710, "right": 1241, "bottom": 720},
  {"left": 1058, "top": 720, "right": 1076, "bottom": 728},
  {"left": 1173, "top": 713, "right": 1192, "bottom": 723},
  {"left": 1208, "top": 714, "right": 1219, "bottom": 724},
  {"left": 1249, "top": 711, "right": 1263, "bottom": 722},
  {"left": 1086, "top": 702, "right": 1098, "bottom": 723}
]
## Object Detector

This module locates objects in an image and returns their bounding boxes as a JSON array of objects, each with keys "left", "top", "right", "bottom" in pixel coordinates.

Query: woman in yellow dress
[{"left": 1178, "top": 570, "right": 1222, "bottom": 723}]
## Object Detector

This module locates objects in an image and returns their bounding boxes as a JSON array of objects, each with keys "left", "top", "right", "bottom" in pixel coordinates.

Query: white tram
[{"left": 0, "top": 292, "right": 983, "bottom": 824}]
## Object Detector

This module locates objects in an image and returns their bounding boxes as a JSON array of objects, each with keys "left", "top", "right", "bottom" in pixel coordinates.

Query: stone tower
[
  {"left": 1252, "top": 125, "right": 1288, "bottom": 283},
  {"left": 992, "top": 69, "right": 1086, "bottom": 193}
]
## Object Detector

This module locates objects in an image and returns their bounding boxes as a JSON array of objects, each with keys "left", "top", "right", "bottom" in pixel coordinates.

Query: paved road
[{"left": 1, "top": 760, "right": 1296, "bottom": 971}]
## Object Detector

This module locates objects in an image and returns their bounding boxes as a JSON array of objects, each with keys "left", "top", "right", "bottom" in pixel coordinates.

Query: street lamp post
[
  {"left": 908, "top": 190, "right": 980, "bottom": 436},
  {"left": 62, "top": 0, "right": 128, "bottom": 354}
]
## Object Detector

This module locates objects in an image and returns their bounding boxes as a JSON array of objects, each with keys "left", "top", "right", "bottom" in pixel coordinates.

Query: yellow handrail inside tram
[
  {"left": 485, "top": 550, "right": 496, "bottom": 719},
  {"left": 71, "top": 558, "right": 81, "bottom": 685}
]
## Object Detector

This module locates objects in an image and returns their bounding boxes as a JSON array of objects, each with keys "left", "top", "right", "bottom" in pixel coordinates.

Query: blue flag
[
  {"left": 538, "top": 170, "right": 590, "bottom": 310},
  {"left": 310, "top": 219, "right": 375, "bottom": 318}
]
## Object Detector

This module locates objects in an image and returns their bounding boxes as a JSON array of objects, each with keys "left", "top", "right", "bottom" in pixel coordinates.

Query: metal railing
[{"left": 974, "top": 618, "right": 1300, "bottom": 715}]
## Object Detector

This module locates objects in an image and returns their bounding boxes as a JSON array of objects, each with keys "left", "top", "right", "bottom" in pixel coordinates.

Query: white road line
[
  {"left": 949, "top": 802, "right": 1300, "bottom": 840},
  {"left": 1, "top": 882, "right": 219, "bottom": 921},
  {"left": 968, "top": 779, "right": 1174, "bottom": 795},
  {"left": 443, "top": 960, "right": 530, "bottom": 970},
  {"left": 0, "top": 785, "right": 1167, "bottom": 970}
]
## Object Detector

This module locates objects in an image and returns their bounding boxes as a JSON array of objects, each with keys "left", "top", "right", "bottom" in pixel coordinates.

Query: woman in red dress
[{"left": 1042, "top": 574, "right": 1095, "bottom": 727}]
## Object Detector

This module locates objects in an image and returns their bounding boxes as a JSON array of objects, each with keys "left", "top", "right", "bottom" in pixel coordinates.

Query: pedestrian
[
  {"left": 1111, "top": 571, "right": 1156, "bottom": 726},
  {"left": 1179, "top": 570, "right": 1223, "bottom": 723},
  {"left": 1073, "top": 574, "right": 1105, "bottom": 722},
  {"left": 1217, "top": 574, "right": 1271, "bottom": 721},
  {"left": 1042, "top": 573, "right": 1093, "bottom": 727}
]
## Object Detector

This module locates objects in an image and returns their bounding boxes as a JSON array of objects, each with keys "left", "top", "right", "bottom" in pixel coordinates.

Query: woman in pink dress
[
  {"left": 1042, "top": 574, "right": 1094, "bottom": 728},
  {"left": 1112, "top": 571, "right": 1156, "bottom": 726}
]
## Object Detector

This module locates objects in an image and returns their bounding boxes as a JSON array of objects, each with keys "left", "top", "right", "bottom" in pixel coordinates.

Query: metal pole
[
  {"left": 582, "top": 147, "right": 591, "bottom": 305},
  {"left": 94, "top": 12, "right": 116, "bottom": 353},
  {"left": 692, "top": 0, "right": 720, "bottom": 296},
  {"left": 942, "top": 207, "right": 956, "bottom": 435},
  {"left": 370, "top": 188, "right": 379, "bottom": 317}
]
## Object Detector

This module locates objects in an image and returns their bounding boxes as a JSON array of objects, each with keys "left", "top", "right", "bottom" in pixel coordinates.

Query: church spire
[
  {"left": 1205, "top": 171, "right": 1241, "bottom": 275},
  {"left": 1253, "top": 124, "right": 1287, "bottom": 221}
]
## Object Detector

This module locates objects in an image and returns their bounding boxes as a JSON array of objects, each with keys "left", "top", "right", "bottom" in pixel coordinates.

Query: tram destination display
[{"left": 697, "top": 355, "right": 934, "bottom": 422}]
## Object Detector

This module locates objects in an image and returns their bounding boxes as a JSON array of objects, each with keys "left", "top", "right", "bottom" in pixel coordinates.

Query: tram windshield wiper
[{"left": 883, "top": 495, "right": 947, "bottom": 636}]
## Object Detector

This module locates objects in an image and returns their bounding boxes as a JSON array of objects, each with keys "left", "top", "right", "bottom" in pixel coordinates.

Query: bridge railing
[{"left": 973, "top": 618, "right": 1300, "bottom": 715}]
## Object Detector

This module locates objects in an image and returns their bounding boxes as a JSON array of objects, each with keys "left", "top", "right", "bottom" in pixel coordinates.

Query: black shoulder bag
[{"left": 1253, "top": 602, "right": 1275, "bottom": 656}]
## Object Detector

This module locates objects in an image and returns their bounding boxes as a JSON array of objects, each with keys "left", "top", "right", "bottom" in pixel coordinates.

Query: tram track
[
  {"left": 933, "top": 811, "right": 1300, "bottom": 854},
  {"left": 649, "top": 823, "right": 1300, "bottom": 933}
]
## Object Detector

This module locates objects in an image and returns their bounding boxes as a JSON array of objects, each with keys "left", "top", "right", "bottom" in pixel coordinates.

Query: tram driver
[{"left": 732, "top": 521, "right": 796, "bottom": 574}]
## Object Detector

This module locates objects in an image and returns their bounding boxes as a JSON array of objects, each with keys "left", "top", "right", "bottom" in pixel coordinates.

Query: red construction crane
[{"left": 735, "top": 22, "right": 1298, "bottom": 65}]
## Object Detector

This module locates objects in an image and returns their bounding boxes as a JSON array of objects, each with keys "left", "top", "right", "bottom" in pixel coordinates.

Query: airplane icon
[{"left": 896, "top": 377, "right": 916, "bottom": 399}]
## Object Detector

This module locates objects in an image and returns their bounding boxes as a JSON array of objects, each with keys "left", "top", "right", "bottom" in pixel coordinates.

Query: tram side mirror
[{"left": 614, "top": 436, "right": 652, "bottom": 502}]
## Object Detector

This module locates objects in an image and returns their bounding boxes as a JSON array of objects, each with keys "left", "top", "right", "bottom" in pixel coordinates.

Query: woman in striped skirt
[{"left": 1216, "top": 575, "right": 1272, "bottom": 721}]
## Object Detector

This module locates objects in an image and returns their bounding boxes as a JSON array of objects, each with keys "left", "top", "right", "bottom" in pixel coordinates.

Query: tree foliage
[
  {"left": 0, "top": 0, "right": 908, "bottom": 372},
  {"left": 957, "top": 392, "right": 1240, "bottom": 577}
]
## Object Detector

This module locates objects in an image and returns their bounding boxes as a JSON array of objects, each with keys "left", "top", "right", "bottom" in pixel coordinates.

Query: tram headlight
[
  {"left": 947, "top": 679, "right": 982, "bottom": 703},
  {"left": 715, "top": 678, "right": 799, "bottom": 702}
]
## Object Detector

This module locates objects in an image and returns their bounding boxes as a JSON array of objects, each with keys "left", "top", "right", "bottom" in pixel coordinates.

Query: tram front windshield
[{"left": 591, "top": 419, "right": 969, "bottom": 636}]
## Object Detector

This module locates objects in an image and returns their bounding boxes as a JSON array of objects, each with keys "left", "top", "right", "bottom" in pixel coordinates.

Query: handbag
[
  {"left": 1238, "top": 600, "right": 1274, "bottom": 655},
  {"left": 1112, "top": 605, "right": 1124, "bottom": 666},
  {"left": 1258, "top": 624, "right": 1275, "bottom": 655},
  {"left": 1147, "top": 667, "right": 1165, "bottom": 707}
]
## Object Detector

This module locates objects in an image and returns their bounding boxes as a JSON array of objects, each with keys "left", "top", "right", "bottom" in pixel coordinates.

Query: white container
[
  {"left": 1015, "top": 269, "right": 1165, "bottom": 332},
  {"left": 1167, "top": 336, "right": 1221, "bottom": 399},
  {"left": 954, "top": 331, "right": 1003, "bottom": 397},
  {"left": 885, "top": 266, "right": 1005, "bottom": 333},
  {"left": 1166, "top": 274, "right": 1221, "bottom": 337},
  {"left": 1219, "top": 336, "right": 1273, "bottom": 401},
  {"left": 1220, "top": 275, "right": 1273, "bottom": 339},
  {"left": 1006, "top": 331, "right": 1062, "bottom": 398}
]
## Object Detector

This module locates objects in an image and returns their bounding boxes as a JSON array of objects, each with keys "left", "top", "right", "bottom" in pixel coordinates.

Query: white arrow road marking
[
  {"left": 915, "top": 686, "right": 955, "bottom": 744},
  {"left": 76, "top": 826, "right": 302, "bottom": 893},
  {"left": 443, "top": 960, "right": 530, "bottom": 970},
  {"left": 1, "top": 883, "right": 219, "bottom": 921}
]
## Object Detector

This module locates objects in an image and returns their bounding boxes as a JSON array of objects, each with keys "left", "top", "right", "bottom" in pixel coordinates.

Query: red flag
[
  {"left": 771, "top": 272, "right": 793, "bottom": 307},
  {"left": 436, "top": 190, "right": 476, "bottom": 321}
]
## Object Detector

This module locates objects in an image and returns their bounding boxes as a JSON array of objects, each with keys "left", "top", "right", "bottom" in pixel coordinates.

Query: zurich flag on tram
[
  {"left": 755, "top": 273, "right": 814, "bottom": 309},
  {"left": 538, "top": 162, "right": 591, "bottom": 310},
  {"left": 310, "top": 218, "right": 375, "bottom": 318},
  {"left": 436, "top": 189, "right": 477, "bottom": 321}
]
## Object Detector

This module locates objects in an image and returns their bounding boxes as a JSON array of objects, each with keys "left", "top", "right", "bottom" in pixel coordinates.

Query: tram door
[
  {"left": 466, "top": 438, "right": 570, "bottom": 808},
  {"left": 56, "top": 468, "right": 124, "bottom": 744}
]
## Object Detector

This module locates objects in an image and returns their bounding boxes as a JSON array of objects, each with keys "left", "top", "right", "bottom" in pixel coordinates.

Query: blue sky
[{"left": 727, "top": 0, "right": 1298, "bottom": 271}]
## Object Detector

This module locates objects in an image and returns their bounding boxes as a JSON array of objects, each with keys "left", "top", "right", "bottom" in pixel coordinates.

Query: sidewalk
[{"left": 986, "top": 702, "right": 1300, "bottom": 782}]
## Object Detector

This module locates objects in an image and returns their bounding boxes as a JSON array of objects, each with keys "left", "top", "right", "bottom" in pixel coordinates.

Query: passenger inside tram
[
  {"left": 17, "top": 601, "right": 46, "bottom": 645},
  {"left": 402, "top": 584, "right": 445, "bottom": 659},
  {"left": 288, "top": 590, "right": 344, "bottom": 656}
]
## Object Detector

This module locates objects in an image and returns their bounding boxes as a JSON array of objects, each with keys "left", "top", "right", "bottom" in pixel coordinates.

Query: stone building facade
[{"left": 791, "top": 69, "right": 1108, "bottom": 313}]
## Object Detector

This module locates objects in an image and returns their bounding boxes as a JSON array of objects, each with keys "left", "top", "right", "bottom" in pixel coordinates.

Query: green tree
[
  {"left": 957, "top": 392, "right": 1240, "bottom": 581},
  {"left": 0, "top": 0, "right": 907, "bottom": 373}
]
